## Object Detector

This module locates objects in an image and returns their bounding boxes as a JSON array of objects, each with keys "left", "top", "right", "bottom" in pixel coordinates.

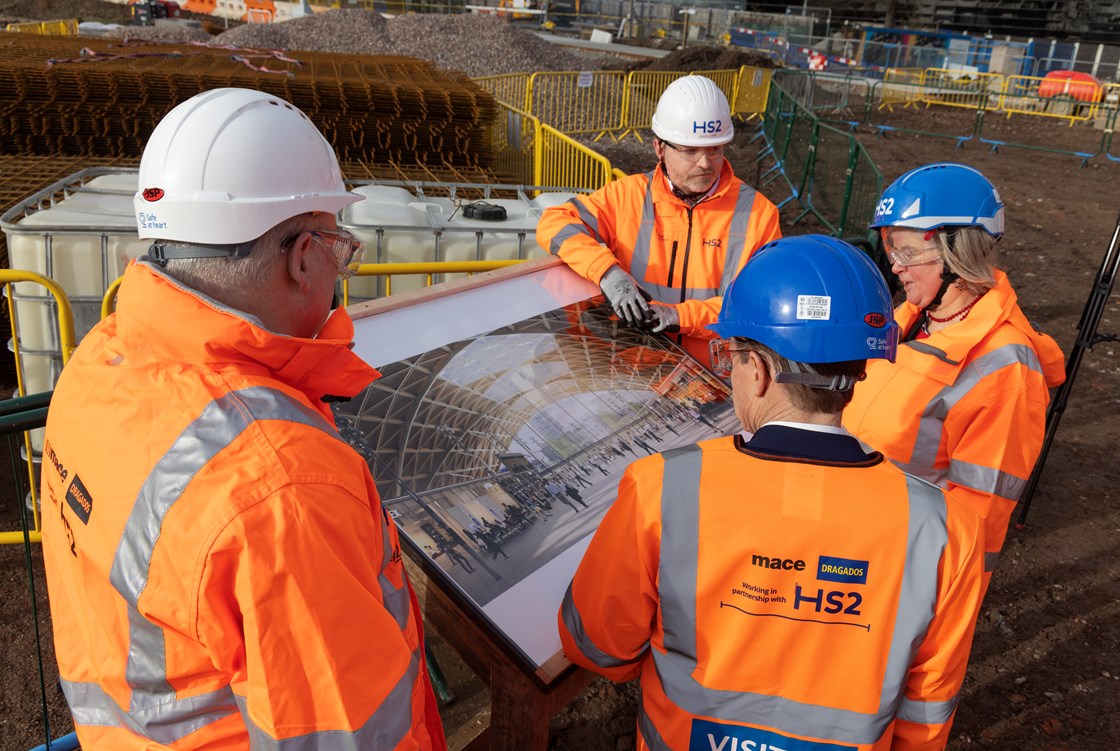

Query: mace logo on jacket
[
  {"left": 64, "top": 474, "right": 94, "bottom": 525},
  {"left": 751, "top": 553, "right": 805, "bottom": 571},
  {"left": 816, "top": 555, "right": 869, "bottom": 585}
]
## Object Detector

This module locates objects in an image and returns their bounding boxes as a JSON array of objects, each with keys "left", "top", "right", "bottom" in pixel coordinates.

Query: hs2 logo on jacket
[{"left": 724, "top": 553, "right": 870, "bottom": 627}]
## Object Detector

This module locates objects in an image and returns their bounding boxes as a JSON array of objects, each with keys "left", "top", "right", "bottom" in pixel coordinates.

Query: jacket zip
[
  {"left": 667, "top": 240, "right": 679, "bottom": 288},
  {"left": 679, "top": 207, "right": 694, "bottom": 304}
]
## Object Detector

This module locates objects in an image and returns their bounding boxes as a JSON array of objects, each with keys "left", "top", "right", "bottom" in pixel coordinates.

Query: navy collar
[{"left": 737, "top": 424, "right": 881, "bottom": 466}]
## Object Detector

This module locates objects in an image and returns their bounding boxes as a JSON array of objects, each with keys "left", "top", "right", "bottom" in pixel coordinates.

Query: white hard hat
[
  {"left": 134, "top": 88, "right": 362, "bottom": 245},
  {"left": 651, "top": 75, "right": 734, "bottom": 147}
]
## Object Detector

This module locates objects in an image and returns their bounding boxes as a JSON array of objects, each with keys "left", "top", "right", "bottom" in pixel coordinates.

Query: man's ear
[
  {"left": 285, "top": 230, "right": 314, "bottom": 291},
  {"left": 653, "top": 138, "right": 665, "bottom": 161},
  {"left": 746, "top": 350, "right": 771, "bottom": 400}
]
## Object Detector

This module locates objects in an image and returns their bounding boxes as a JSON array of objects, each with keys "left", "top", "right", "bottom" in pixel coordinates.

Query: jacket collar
[
  {"left": 114, "top": 261, "right": 380, "bottom": 402},
  {"left": 650, "top": 159, "right": 737, "bottom": 207},
  {"left": 894, "top": 269, "right": 1066, "bottom": 387}
]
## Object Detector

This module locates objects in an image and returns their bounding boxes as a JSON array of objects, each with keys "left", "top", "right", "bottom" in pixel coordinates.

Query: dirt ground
[{"left": 1, "top": 13, "right": 1119, "bottom": 751}]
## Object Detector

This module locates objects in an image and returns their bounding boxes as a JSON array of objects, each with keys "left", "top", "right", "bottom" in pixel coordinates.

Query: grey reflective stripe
[
  {"left": 984, "top": 551, "right": 1000, "bottom": 573},
  {"left": 548, "top": 197, "right": 605, "bottom": 255},
  {"left": 717, "top": 185, "right": 757, "bottom": 294},
  {"left": 658, "top": 445, "right": 703, "bottom": 653},
  {"left": 103, "top": 386, "right": 339, "bottom": 740},
  {"left": 561, "top": 581, "right": 648, "bottom": 669},
  {"left": 654, "top": 451, "right": 950, "bottom": 744},
  {"left": 904, "top": 340, "right": 959, "bottom": 366},
  {"left": 62, "top": 678, "right": 238, "bottom": 741},
  {"left": 377, "top": 507, "right": 410, "bottom": 630},
  {"left": 637, "top": 700, "right": 672, "bottom": 751},
  {"left": 896, "top": 694, "right": 958, "bottom": 725},
  {"left": 628, "top": 171, "right": 659, "bottom": 297},
  {"left": 237, "top": 650, "right": 421, "bottom": 750},
  {"left": 897, "top": 343, "right": 1043, "bottom": 486},
  {"left": 948, "top": 458, "right": 1027, "bottom": 502}
]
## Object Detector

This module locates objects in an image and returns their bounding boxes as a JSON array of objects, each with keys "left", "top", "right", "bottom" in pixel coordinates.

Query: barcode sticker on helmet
[{"left": 797, "top": 295, "right": 831, "bottom": 320}]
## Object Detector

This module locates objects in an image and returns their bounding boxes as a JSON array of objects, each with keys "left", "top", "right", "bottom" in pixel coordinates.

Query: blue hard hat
[
  {"left": 708, "top": 234, "right": 898, "bottom": 363},
  {"left": 869, "top": 162, "right": 1004, "bottom": 237}
]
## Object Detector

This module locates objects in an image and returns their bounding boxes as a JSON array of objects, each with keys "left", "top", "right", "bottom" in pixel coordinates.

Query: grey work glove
[
  {"left": 599, "top": 265, "right": 651, "bottom": 327},
  {"left": 650, "top": 303, "right": 681, "bottom": 334}
]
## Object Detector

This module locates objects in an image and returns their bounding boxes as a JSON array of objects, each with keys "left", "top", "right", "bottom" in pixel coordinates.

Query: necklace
[{"left": 926, "top": 293, "right": 982, "bottom": 324}]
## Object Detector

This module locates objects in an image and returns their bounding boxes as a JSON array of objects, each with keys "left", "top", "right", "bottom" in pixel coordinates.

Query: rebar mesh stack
[{"left": 0, "top": 34, "right": 499, "bottom": 170}]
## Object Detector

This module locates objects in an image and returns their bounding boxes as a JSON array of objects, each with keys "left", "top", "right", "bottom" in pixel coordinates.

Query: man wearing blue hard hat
[{"left": 559, "top": 235, "right": 985, "bottom": 751}]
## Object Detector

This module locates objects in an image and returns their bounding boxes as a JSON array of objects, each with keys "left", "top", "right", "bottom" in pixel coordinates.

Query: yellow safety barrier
[
  {"left": 921, "top": 68, "right": 1004, "bottom": 111},
  {"left": 527, "top": 70, "right": 627, "bottom": 140},
  {"left": 733, "top": 66, "right": 772, "bottom": 119},
  {"left": 618, "top": 70, "right": 679, "bottom": 141},
  {"left": 473, "top": 72, "right": 531, "bottom": 111},
  {"left": 1002, "top": 74, "right": 1102, "bottom": 124},
  {"left": 5, "top": 18, "right": 78, "bottom": 35},
  {"left": 0, "top": 270, "right": 76, "bottom": 546},
  {"left": 488, "top": 101, "right": 541, "bottom": 186},
  {"left": 878, "top": 68, "right": 924, "bottom": 110},
  {"left": 487, "top": 101, "right": 612, "bottom": 191}
]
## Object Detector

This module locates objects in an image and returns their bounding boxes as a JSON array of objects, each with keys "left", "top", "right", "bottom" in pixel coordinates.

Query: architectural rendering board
[{"left": 339, "top": 259, "right": 740, "bottom": 682}]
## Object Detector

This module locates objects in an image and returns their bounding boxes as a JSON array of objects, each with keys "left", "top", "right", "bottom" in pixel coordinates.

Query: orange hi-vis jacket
[
  {"left": 40, "top": 261, "right": 447, "bottom": 751},
  {"left": 536, "top": 161, "right": 781, "bottom": 362},
  {"left": 843, "top": 270, "right": 1066, "bottom": 573},
  {"left": 559, "top": 427, "right": 984, "bottom": 751}
]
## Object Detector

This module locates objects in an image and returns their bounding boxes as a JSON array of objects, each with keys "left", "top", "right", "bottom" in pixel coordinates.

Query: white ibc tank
[
  {"left": 2, "top": 169, "right": 146, "bottom": 400},
  {"left": 340, "top": 183, "right": 580, "bottom": 299}
]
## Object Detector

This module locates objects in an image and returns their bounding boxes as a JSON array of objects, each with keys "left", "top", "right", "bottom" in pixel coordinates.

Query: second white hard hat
[
  {"left": 651, "top": 75, "right": 734, "bottom": 147},
  {"left": 134, "top": 88, "right": 362, "bottom": 245}
]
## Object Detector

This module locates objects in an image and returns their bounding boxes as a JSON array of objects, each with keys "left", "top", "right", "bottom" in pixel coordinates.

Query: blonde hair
[{"left": 934, "top": 226, "right": 998, "bottom": 293}]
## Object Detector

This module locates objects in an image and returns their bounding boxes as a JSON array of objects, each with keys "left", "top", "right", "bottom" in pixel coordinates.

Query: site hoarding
[{"left": 339, "top": 258, "right": 739, "bottom": 683}]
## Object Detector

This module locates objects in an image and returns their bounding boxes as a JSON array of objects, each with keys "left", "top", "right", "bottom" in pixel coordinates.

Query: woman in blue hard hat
[{"left": 843, "top": 162, "right": 1066, "bottom": 589}]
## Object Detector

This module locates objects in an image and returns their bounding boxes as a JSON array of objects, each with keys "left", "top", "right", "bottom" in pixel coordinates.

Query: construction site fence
[
  {"left": 474, "top": 66, "right": 772, "bottom": 143},
  {"left": 484, "top": 101, "right": 613, "bottom": 189},
  {"left": 771, "top": 68, "right": 1120, "bottom": 165},
  {"left": 755, "top": 81, "right": 884, "bottom": 245},
  {"left": 3, "top": 19, "right": 78, "bottom": 36}
]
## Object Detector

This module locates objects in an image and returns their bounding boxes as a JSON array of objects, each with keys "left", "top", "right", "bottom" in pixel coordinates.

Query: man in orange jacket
[
  {"left": 559, "top": 235, "right": 985, "bottom": 750},
  {"left": 40, "top": 89, "right": 447, "bottom": 750},
  {"left": 536, "top": 75, "right": 782, "bottom": 363}
]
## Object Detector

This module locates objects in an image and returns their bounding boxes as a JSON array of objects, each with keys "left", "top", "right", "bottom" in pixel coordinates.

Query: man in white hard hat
[
  {"left": 537, "top": 74, "right": 782, "bottom": 363},
  {"left": 40, "top": 88, "right": 448, "bottom": 750}
]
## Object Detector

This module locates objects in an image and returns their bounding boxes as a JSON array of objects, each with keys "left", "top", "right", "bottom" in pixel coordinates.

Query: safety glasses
[
  {"left": 661, "top": 141, "right": 725, "bottom": 162},
  {"left": 308, "top": 229, "right": 364, "bottom": 279},
  {"left": 709, "top": 339, "right": 751, "bottom": 378},
  {"left": 881, "top": 229, "right": 942, "bottom": 268}
]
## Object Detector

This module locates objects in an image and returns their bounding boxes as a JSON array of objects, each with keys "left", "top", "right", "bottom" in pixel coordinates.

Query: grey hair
[
  {"left": 161, "top": 214, "right": 311, "bottom": 295},
  {"left": 934, "top": 226, "right": 998, "bottom": 294},
  {"left": 732, "top": 338, "right": 865, "bottom": 414}
]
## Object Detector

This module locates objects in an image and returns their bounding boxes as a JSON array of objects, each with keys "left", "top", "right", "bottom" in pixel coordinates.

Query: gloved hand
[
  {"left": 650, "top": 303, "right": 681, "bottom": 334},
  {"left": 599, "top": 265, "right": 650, "bottom": 327}
]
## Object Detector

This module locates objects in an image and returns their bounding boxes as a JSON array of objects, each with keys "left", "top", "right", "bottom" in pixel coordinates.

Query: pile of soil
[{"left": 628, "top": 43, "right": 780, "bottom": 72}]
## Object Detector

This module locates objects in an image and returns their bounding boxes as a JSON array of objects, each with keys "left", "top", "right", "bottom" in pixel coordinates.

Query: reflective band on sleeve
[
  {"left": 984, "top": 551, "right": 1000, "bottom": 573},
  {"left": 102, "top": 387, "right": 342, "bottom": 734},
  {"left": 948, "top": 459, "right": 1027, "bottom": 502},
  {"left": 376, "top": 508, "right": 410, "bottom": 630},
  {"left": 62, "top": 678, "right": 238, "bottom": 743},
  {"left": 561, "top": 581, "right": 648, "bottom": 668},
  {"left": 237, "top": 650, "right": 421, "bottom": 750},
  {"left": 895, "top": 694, "right": 959, "bottom": 725},
  {"left": 654, "top": 450, "right": 949, "bottom": 745},
  {"left": 549, "top": 196, "right": 605, "bottom": 256},
  {"left": 896, "top": 344, "right": 1043, "bottom": 487}
]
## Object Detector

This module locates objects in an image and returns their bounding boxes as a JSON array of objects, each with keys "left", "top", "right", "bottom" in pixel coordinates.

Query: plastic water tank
[
  {"left": 340, "top": 183, "right": 579, "bottom": 299},
  {"left": 2, "top": 170, "right": 147, "bottom": 400}
]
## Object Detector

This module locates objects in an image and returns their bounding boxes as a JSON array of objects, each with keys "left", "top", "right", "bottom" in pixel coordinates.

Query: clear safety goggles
[
  {"left": 881, "top": 228, "right": 942, "bottom": 268},
  {"left": 309, "top": 229, "right": 364, "bottom": 279},
  {"left": 708, "top": 338, "right": 750, "bottom": 378}
]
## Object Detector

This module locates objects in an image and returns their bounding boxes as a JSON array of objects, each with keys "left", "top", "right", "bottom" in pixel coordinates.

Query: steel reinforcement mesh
[{"left": 0, "top": 34, "right": 500, "bottom": 172}]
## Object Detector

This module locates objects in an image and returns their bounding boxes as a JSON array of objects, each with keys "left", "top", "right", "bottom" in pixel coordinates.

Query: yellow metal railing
[
  {"left": 5, "top": 18, "right": 78, "bottom": 35},
  {"left": 539, "top": 122, "right": 612, "bottom": 190},
  {"left": 921, "top": 68, "right": 1004, "bottom": 111},
  {"left": 528, "top": 70, "right": 627, "bottom": 140},
  {"left": 878, "top": 68, "right": 924, "bottom": 110},
  {"left": 732, "top": 66, "right": 772, "bottom": 119},
  {"left": 1, "top": 270, "right": 76, "bottom": 545},
  {"left": 473, "top": 72, "right": 531, "bottom": 111},
  {"left": 1002, "top": 74, "right": 1102, "bottom": 124}
]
